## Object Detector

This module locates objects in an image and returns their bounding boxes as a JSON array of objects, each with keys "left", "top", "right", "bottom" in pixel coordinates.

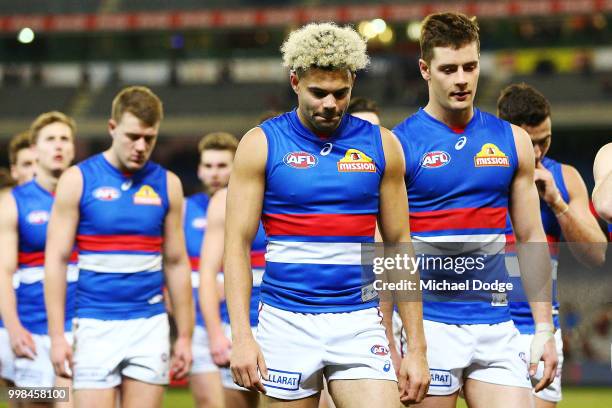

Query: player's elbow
[{"left": 593, "top": 196, "right": 612, "bottom": 224}]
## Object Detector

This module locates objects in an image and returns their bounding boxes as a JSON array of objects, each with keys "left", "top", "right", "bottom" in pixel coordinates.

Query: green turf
[{"left": 2, "top": 387, "right": 611, "bottom": 407}]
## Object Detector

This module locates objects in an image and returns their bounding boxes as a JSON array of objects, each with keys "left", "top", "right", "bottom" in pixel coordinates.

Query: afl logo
[
  {"left": 370, "top": 345, "right": 389, "bottom": 356},
  {"left": 27, "top": 210, "right": 50, "bottom": 225},
  {"left": 421, "top": 151, "right": 451, "bottom": 168},
  {"left": 283, "top": 151, "right": 317, "bottom": 169},
  {"left": 93, "top": 186, "right": 121, "bottom": 201}
]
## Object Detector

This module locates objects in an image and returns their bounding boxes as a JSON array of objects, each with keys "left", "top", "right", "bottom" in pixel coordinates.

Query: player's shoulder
[{"left": 392, "top": 110, "right": 422, "bottom": 136}]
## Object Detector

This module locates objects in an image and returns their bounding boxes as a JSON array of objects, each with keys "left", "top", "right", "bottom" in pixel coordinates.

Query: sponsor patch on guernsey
[
  {"left": 262, "top": 369, "right": 301, "bottom": 391},
  {"left": 93, "top": 186, "right": 121, "bottom": 201},
  {"left": 133, "top": 185, "right": 162, "bottom": 205},
  {"left": 26, "top": 210, "right": 50, "bottom": 225},
  {"left": 191, "top": 217, "right": 207, "bottom": 230},
  {"left": 430, "top": 369, "right": 452, "bottom": 387},
  {"left": 283, "top": 151, "right": 317, "bottom": 169},
  {"left": 421, "top": 151, "right": 451, "bottom": 168},
  {"left": 474, "top": 143, "right": 510, "bottom": 167},
  {"left": 337, "top": 149, "right": 376, "bottom": 172}
]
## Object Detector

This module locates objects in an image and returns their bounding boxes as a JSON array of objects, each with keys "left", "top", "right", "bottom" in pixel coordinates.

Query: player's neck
[
  {"left": 103, "top": 150, "right": 136, "bottom": 175},
  {"left": 35, "top": 168, "right": 60, "bottom": 194},
  {"left": 424, "top": 102, "right": 474, "bottom": 131}
]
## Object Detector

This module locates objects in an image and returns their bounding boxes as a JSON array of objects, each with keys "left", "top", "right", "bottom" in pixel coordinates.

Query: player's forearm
[
  {"left": 555, "top": 210, "right": 607, "bottom": 266},
  {"left": 379, "top": 300, "right": 397, "bottom": 350},
  {"left": 397, "top": 299, "right": 426, "bottom": 352},
  {"left": 515, "top": 243, "right": 553, "bottom": 325},
  {"left": 44, "top": 261, "right": 68, "bottom": 339},
  {"left": 0, "top": 272, "right": 22, "bottom": 334},
  {"left": 199, "top": 269, "right": 225, "bottom": 338},
  {"left": 224, "top": 246, "right": 253, "bottom": 340},
  {"left": 166, "top": 261, "right": 194, "bottom": 339}
]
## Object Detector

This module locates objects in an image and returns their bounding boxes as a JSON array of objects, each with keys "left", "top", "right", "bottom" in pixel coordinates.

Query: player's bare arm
[
  {"left": 509, "top": 125, "right": 558, "bottom": 391},
  {"left": 199, "top": 187, "right": 231, "bottom": 366},
  {"left": 593, "top": 142, "right": 612, "bottom": 223},
  {"left": 44, "top": 165, "right": 82, "bottom": 377},
  {"left": 552, "top": 163, "right": 606, "bottom": 266},
  {"left": 225, "top": 127, "right": 268, "bottom": 393},
  {"left": 377, "top": 127, "right": 429, "bottom": 405},
  {"left": 163, "top": 171, "right": 194, "bottom": 380},
  {"left": 0, "top": 191, "right": 36, "bottom": 360}
]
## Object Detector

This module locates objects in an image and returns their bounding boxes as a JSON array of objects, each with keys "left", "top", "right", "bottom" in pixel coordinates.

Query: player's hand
[
  {"left": 534, "top": 162, "right": 559, "bottom": 205},
  {"left": 398, "top": 348, "right": 430, "bottom": 405},
  {"left": 210, "top": 331, "right": 232, "bottom": 367},
  {"left": 230, "top": 334, "right": 268, "bottom": 394},
  {"left": 50, "top": 335, "right": 73, "bottom": 378},
  {"left": 529, "top": 326, "right": 558, "bottom": 392},
  {"left": 9, "top": 325, "right": 36, "bottom": 359},
  {"left": 171, "top": 335, "right": 193, "bottom": 380}
]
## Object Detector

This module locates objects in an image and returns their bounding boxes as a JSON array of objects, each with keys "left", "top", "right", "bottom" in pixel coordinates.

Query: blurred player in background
[
  {"left": 199, "top": 186, "right": 266, "bottom": 408},
  {"left": 393, "top": 12, "right": 557, "bottom": 408},
  {"left": 593, "top": 143, "right": 612, "bottom": 230},
  {"left": 347, "top": 97, "right": 381, "bottom": 125},
  {"left": 0, "top": 166, "right": 16, "bottom": 402},
  {"left": 8, "top": 131, "right": 36, "bottom": 186},
  {"left": 225, "top": 22, "right": 429, "bottom": 407},
  {"left": 0, "top": 112, "right": 78, "bottom": 406},
  {"left": 497, "top": 83, "right": 607, "bottom": 408},
  {"left": 44, "top": 86, "right": 193, "bottom": 408},
  {"left": 186, "top": 131, "right": 238, "bottom": 408}
]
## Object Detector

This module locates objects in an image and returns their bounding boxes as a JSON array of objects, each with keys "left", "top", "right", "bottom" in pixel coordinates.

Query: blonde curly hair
[{"left": 281, "top": 22, "right": 369, "bottom": 73}]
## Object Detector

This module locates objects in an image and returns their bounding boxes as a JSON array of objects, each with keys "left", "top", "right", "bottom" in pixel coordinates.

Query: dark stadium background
[{"left": 0, "top": 1, "right": 610, "bottom": 407}]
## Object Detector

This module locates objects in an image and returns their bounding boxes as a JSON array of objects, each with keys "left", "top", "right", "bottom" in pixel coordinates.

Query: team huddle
[{"left": 1, "top": 11, "right": 611, "bottom": 408}]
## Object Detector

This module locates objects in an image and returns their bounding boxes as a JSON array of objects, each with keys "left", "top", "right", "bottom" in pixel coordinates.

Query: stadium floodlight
[
  {"left": 371, "top": 18, "right": 387, "bottom": 35},
  {"left": 406, "top": 21, "right": 422, "bottom": 42},
  {"left": 17, "top": 27, "right": 35, "bottom": 44}
]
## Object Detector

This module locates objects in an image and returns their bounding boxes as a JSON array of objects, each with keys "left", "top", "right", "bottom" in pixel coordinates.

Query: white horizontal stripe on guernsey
[
  {"left": 191, "top": 271, "right": 200, "bottom": 288},
  {"left": 265, "top": 241, "right": 363, "bottom": 265},
  {"left": 18, "top": 265, "right": 79, "bottom": 284},
  {"left": 505, "top": 256, "right": 558, "bottom": 279},
  {"left": 78, "top": 253, "right": 162, "bottom": 273},
  {"left": 412, "top": 233, "right": 505, "bottom": 256}
]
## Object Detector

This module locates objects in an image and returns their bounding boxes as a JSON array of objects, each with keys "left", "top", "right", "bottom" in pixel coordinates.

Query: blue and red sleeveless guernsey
[
  {"left": 12, "top": 180, "right": 78, "bottom": 334},
  {"left": 505, "top": 157, "right": 566, "bottom": 334},
  {"left": 184, "top": 192, "right": 210, "bottom": 327},
  {"left": 76, "top": 154, "right": 169, "bottom": 320},
  {"left": 259, "top": 110, "right": 385, "bottom": 313},
  {"left": 394, "top": 108, "right": 518, "bottom": 324}
]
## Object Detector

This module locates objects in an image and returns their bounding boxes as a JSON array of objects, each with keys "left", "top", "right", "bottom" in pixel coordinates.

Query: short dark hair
[
  {"left": 198, "top": 132, "right": 238, "bottom": 156},
  {"left": 112, "top": 86, "right": 163, "bottom": 127},
  {"left": 497, "top": 83, "right": 551, "bottom": 127},
  {"left": 8, "top": 130, "right": 31, "bottom": 165},
  {"left": 30, "top": 111, "right": 76, "bottom": 145},
  {"left": 347, "top": 97, "right": 379, "bottom": 115},
  {"left": 420, "top": 12, "right": 480, "bottom": 63}
]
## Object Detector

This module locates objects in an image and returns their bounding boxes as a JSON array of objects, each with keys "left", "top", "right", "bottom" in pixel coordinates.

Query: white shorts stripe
[
  {"left": 266, "top": 241, "right": 362, "bottom": 265},
  {"left": 78, "top": 253, "right": 162, "bottom": 273}
]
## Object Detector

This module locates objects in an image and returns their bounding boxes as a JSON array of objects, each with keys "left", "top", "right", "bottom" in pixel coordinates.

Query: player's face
[
  {"left": 198, "top": 149, "right": 234, "bottom": 194},
  {"left": 292, "top": 68, "right": 354, "bottom": 135},
  {"left": 10, "top": 147, "right": 37, "bottom": 185},
  {"left": 521, "top": 116, "right": 552, "bottom": 165},
  {"left": 351, "top": 111, "right": 381, "bottom": 125},
  {"left": 421, "top": 42, "right": 480, "bottom": 113},
  {"left": 109, "top": 112, "right": 159, "bottom": 172},
  {"left": 34, "top": 122, "right": 75, "bottom": 175}
]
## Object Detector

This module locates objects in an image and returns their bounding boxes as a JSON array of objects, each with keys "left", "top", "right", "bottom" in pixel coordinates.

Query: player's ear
[
  {"left": 419, "top": 59, "right": 430, "bottom": 81},
  {"left": 108, "top": 119, "right": 117, "bottom": 137},
  {"left": 290, "top": 70, "right": 300, "bottom": 94}
]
